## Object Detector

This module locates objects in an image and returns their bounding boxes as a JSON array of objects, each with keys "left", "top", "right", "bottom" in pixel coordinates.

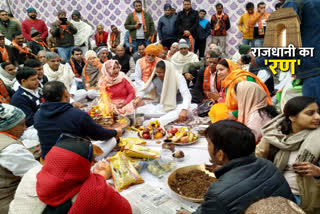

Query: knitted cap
[
  {"left": 30, "top": 27, "right": 41, "bottom": 38},
  {"left": 178, "top": 39, "right": 189, "bottom": 49},
  {"left": 96, "top": 47, "right": 109, "bottom": 56},
  {"left": 27, "top": 8, "right": 36, "bottom": 14},
  {"left": 72, "top": 10, "right": 81, "bottom": 17},
  {"left": 85, "top": 50, "right": 97, "bottom": 61},
  {"left": 239, "top": 44, "right": 251, "bottom": 55},
  {"left": 164, "top": 4, "right": 172, "bottom": 10},
  {"left": 0, "top": 103, "right": 25, "bottom": 131}
]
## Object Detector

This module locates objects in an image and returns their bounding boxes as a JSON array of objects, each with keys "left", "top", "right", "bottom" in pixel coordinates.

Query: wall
[{"left": 1, "top": 0, "right": 277, "bottom": 57}]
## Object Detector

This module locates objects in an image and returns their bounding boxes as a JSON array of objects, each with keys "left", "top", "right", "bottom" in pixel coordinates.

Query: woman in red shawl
[
  {"left": 9, "top": 135, "right": 132, "bottom": 214},
  {"left": 98, "top": 60, "right": 142, "bottom": 116}
]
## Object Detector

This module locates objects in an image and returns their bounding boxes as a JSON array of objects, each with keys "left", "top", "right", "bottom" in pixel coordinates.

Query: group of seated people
[{"left": 1, "top": 10, "right": 320, "bottom": 214}]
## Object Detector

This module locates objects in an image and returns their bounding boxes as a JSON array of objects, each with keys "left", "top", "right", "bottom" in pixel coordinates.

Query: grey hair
[
  {"left": 37, "top": 50, "right": 46, "bottom": 57},
  {"left": 45, "top": 52, "right": 60, "bottom": 60}
]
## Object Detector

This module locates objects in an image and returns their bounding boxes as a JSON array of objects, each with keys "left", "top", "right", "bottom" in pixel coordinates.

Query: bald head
[{"left": 115, "top": 45, "right": 125, "bottom": 57}]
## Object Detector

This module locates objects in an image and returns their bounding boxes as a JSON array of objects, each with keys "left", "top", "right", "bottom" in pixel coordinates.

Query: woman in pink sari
[{"left": 98, "top": 60, "right": 141, "bottom": 115}]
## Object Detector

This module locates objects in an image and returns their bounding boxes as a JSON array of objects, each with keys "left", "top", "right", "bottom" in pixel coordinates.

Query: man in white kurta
[{"left": 136, "top": 60, "right": 191, "bottom": 125}]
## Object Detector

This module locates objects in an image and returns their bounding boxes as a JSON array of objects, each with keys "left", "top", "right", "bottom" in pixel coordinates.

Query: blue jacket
[
  {"left": 34, "top": 102, "right": 117, "bottom": 158},
  {"left": 193, "top": 155, "right": 295, "bottom": 214},
  {"left": 10, "top": 87, "right": 43, "bottom": 127},
  {"left": 196, "top": 19, "right": 211, "bottom": 41},
  {"left": 157, "top": 14, "right": 177, "bottom": 41}
]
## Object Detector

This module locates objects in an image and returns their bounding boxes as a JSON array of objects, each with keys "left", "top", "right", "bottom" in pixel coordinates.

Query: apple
[
  {"left": 171, "top": 128, "right": 178, "bottom": 134},
  {"left": 180, "top": 136, "right": 189, "bottom": 143},
  {"left": 143, "top": 133, "right": 150, "bottom": 139}
]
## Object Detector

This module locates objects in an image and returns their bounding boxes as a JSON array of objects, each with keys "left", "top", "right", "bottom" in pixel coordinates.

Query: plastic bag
[
  {"left": 147, "top": 150, "right": 176, "bottom": 177},
  {"left": 126, "top": 156, "right": 148, "bottom": 172},
  {"left": 109, "top": 152, "right": 144, "bottom": 192},
  {"left": 118, "top": 137, "right": 146, "bottom": 147},
  {"left": 123, "top": 144, "right": 160, "bottom": 159}
]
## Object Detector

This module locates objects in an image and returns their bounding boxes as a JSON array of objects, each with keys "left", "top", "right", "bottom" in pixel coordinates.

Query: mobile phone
[{"left": 59, "top": 18, "right": 68, "bottom": 25}]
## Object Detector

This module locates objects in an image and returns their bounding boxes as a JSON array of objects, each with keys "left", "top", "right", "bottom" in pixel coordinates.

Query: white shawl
[
  {"left": 169, "top": 51, "right": 199, "bottom": 74},
  {"left": 43, "top": 63, "right": 75, "bottom": 90},
  {"left": 70, "top": 20, "right": 94, "bottom": 46},
  {"left": 0, "top": 66, "right": 16, "bottom": 88},
  {"left": 139, "top": 60, "right": 181, "bottom": 112}
]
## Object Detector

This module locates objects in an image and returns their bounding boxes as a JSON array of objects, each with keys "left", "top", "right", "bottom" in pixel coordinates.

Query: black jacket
[
  {"left": 176, "top": 9, "right": 199, "bottom": 39},
  {"left": 34, "top": 102, "right": 117, "bottom": 158},
  {"left": 193, "top": 155, "right": 295, "bottom": 214},
  {"left": 112, "top": 54, "right": 131, "bottom": 74}
]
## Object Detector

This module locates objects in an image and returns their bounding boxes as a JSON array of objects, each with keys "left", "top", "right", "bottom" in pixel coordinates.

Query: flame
[{"left": 98, "top": 88, "right": 113, "bottom": 117}]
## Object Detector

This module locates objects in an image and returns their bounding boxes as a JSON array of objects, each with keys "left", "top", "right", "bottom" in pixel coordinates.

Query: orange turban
[{"left": 145, "top": 44, "right": 160, "bottom": 56}]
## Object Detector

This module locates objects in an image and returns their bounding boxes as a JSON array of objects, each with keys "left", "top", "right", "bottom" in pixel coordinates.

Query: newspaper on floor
[{"left": 123, "top": 183, "right": 196, "bottom": 214}]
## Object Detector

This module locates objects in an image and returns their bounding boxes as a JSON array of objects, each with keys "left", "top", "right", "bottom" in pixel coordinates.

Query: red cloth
[
  {"left": 36, "top": 147, "right": 132, "bottom": 214},
  {"left": 106, "top": 79, "right": 135, "bottom": 104},
  {"left": 94, "top": 31, "right": 109, "bottom": 47},
  {"left": 21, "top": 19, "right": 48, "bottom": 42}
]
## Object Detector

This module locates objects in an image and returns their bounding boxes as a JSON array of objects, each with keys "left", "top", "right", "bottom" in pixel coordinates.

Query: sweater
[
  {"left": 21, "top": 19, "right": 48, "bottom": 42},
  {"left": 196, "top": 19, "right": 212, "bottom": 41},
  {"left": 193, "top": 155, "right": 295, "bottom": 214},
  {"left": 10, "top": 87, "right": 43, "bottom": 127},
  {"left": 238, "top": 12, "right": 255, "bottom": 40},
  {"left": 106, "top": 79, "right": 135, "bottom": 104},
  {"left": 176, "top": 9, "right": 199, "bottom": 39},
  {"left": 94, "top": 31, "right": 108, "bottom": 47},
  {"left": 7, "top": 45, "right": 36, "bottom": 67},
  {"left": 157, "top": 14, "right": 177, "bottom": 41},
  {"left": 0, "top": 19, "right": 21, "bottom": 41},
  {"left": 112, "top": 54, "right": 132, "bottom": 75},
  {"left": 50, "top": 21, "right": 77, "bottom": 47},
  {"left": 34, "top": 102, "right": 117, "bottom": 158},
  {"left": 124, "top": 10, "right": 155, "bottom": 41}
]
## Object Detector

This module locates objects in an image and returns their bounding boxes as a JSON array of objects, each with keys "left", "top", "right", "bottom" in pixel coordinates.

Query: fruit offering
[
  {"left": 137, "top": 121, "right": 166, "bottom": 140},
  {"left": 167, "top": 127, "right": 198, "bottom": 144}
]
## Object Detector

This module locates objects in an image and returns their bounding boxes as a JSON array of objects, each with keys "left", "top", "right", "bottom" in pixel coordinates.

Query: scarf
[
  {"left": 236, "top": 81, "right": 268, "bottom": 125},
  {"left": 98, "top": 60, "right": 136, "bottom": 90},
  {"left": 36, "top": 146, "right": 132, "bottom": 214},
  {"left": 203, "top": 66, "right": 220, "bottom": 99},
  {"left": 58, "top": 19, "right": 72, "bottom": 39},
  {"left": 82, "top": 62, "right": 102, "bottom": 90},
  {"left": 43, "top": 63, "right": 74, "bottom": 90},
  {"left": 11, "top": 40, "right": 37, "bottom": 59},
  {"left": 70, "top": 56, "right": 86, "bottom": 78},
  {"left": 170, "top": 51, "right": 199, "bottom": 74},
  {"left": 133, "top": 10, "right": 147, "bottom": 33},
  {"left": 31, "top": 38, "right": 50, "bottom": 51},
  {"left": 0, "top": 79, "right": 10, "bottom": 103},
  {"left": 261, "top": 115, "right": 320, "bottom": 172},
  {"left": 245, "top": 12, "right": 255, "bottom": 33},
  {"left": 222, "top": 60, "right": 271, "bottom": 111},
  {"left": 110, "top": 32, "right": 120, "bottom": 48},
  {"left": 258, "top": 12, "right": 270, "bottom": 35},
  {"left": 139, "top": 57, "right": 161, "bottom": 83},
  {"left": 0, "top": 47, "right": 9, "bottom": 62},
  {"left": 139, "top": 60, "right": 180, "bottom": 112},
  {"left": 0, "top": 65, "right": 16, "bottom": 87},
  {"left": 70, "top": 20, "right": 93, "bottom": 46},
  {"left": 214, "top": 12, "right": 225, "bottom": 31}
]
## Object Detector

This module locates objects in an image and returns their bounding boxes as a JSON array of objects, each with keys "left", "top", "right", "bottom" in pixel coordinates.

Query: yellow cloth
[
  {"left": 208, "top": 103, "right": 229, "bottom": 123},
  {"left": 238, "top": 12, "right": 255, "bottom": 39}
]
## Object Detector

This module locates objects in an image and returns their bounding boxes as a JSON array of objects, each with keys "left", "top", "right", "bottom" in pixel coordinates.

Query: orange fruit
[{"left": 154, "top": 132, "right": 163, "bottom": 139}]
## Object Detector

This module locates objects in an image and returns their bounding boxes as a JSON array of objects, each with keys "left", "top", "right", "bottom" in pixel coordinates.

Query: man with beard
[
  {"left": 0, "top": 32, "right": 9, "bottom": 63},
  {"left": 124, "top": 0, "right": 155, "bottom": 53},
  {"left": 7, "top": 32, "right": 36, "bottom": 67},
  {"left": 70, "top": 10, "right": 94, "bottom": 55},
  {"left": 21, "top": 8, "right": 48, "bottom": 42},
  {"left": 135, "top": 44, "right": 161, "bottom": 91},
  {"left": 112, "top": 45, "right": 135, "bottom": 76},
  {"left": 96, "top": 46, "right": 111, "bottom": 63},
  {"left": 0, "top": 10, "right": 21, "bottom": 41},
  {"left": 191, "top": 51, "right": 221, "bottom": 103}
]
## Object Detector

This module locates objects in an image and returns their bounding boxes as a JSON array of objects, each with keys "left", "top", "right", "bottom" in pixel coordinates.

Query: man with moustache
[{"left": 21, "top": 8, "right": 48, "bottom": 42}]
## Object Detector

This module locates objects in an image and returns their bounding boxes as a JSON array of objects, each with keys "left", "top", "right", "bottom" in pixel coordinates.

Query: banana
[
  {"left": 188, "top": 132, "right": 194, "bottom": 142},
  {"left": 172, "top": 132, "right": 184, "bottom": 142}
]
